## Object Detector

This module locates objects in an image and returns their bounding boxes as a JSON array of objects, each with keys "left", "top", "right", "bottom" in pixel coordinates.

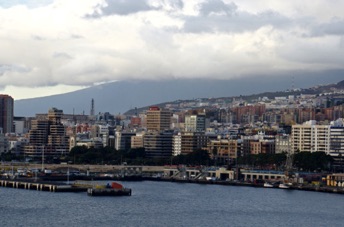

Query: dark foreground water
[{"left": 0, "top": 181, "right": 343, "bottom": 227}]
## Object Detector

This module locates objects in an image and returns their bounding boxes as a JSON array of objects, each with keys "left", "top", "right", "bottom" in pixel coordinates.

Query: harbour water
[{"left": 0, "top": 181, "right": 343, "bottom": 227}]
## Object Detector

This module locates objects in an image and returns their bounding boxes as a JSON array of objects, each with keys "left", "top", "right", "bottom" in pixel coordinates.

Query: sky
[{"left": 1, "top": 0, "right": 344, "bottom": 100}]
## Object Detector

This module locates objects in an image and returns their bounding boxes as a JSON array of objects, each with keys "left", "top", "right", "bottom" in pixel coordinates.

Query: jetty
[
  {"left": 0, "top": 179, "right": 85, "bottom": 192},
  {"left": 0, "top": 179, "right": 132, "bottom": 197}
]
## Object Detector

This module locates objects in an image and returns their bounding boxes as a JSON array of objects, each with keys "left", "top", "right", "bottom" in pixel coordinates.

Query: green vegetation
[
  {"left": 237, "top": 153, "right": 286, "bottom": 170},
  {"left": 67, "top": 146, "right": 146, "bottom": 165},
  {"left": 0, "top": 151, "right": 19, "bottom": 162},
  {"left": 293, "top": 151, "right": 333, "bottom": 172},
  {"left": 171, "top": 150, "right": 211, "bottom": 166},
  {"left": 237, "top": 152, "right": 333, "bottom": 172},
  {"left": 66, "top": 146, "right": 212, "bottom": 166}
]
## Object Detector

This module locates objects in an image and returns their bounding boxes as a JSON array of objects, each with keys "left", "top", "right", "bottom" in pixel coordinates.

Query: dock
[
  {"left": 0, "top": 179, "right": 87, "bottom": 192},
  {"left": 0, "top": 179, "right": 133, "bottom": 196}
]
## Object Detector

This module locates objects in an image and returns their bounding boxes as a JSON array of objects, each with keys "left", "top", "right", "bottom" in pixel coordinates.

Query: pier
[{"left": 0, "top": 179, "right": 87, "bottom": 192}]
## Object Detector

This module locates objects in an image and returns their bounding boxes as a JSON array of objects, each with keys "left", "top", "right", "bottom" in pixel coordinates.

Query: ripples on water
[{"left": 0, "top": 181, "right": 343, "bottom": 227}]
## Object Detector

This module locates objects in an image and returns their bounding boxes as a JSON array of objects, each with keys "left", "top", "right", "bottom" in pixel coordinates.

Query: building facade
[
  {"left": 292, "top": 120, "right": 330, "bottom": 153},
  {"left": 144, "top": 132, "right": 173, "bottom": 158},
  {"left": 146, "top": 106, "right": 171, "bottom": 132},
  {"left": 184, "top": 114, "right": 206, "bottom": 132},
  {"left": 0, "top": 94, "right": 14, "bottom": 133},
  {"left": 24, "top": 108, "right": 69, "bottom": 158}
]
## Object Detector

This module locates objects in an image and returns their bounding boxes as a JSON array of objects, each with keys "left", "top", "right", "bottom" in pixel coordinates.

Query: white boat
[
  {"left": 264, "top": 182, "right": 274, "bottom": 188},
  {"left": 278, "top": 183, "right": 290, "bottom": 189}
]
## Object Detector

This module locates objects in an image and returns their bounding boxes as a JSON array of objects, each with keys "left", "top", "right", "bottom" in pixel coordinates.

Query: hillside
[
  {"left": 125, "top": 79, "right": 344, "bottom": 115},
  {"left": 14, "top": 74, "right": 344, "bottom": 117}
]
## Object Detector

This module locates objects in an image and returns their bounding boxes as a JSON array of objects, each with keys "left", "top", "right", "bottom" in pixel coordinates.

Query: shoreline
[{"left": 1, "top": 176, "right": 343, "bottom": 195}]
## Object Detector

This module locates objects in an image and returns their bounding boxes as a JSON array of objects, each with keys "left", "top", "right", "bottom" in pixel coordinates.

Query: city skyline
[{"left": 1, "top": 0, "right": 344, "bottom": 100}]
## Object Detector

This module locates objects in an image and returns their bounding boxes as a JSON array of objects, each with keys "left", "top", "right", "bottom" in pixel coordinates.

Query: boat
[
  {"left": 87, "top": 182, "right": 132, "bottom": 196},
  {"left": 264, "top": 182, "right": 274, "bottom": 188},
  {"left": 278, "top": 183, "right": 290, "bottom": 189}
]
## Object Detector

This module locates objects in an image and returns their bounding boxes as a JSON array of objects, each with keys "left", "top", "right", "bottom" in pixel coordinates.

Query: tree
[{"left": 293, "top": 152, "right": 333, "bottom": 172}]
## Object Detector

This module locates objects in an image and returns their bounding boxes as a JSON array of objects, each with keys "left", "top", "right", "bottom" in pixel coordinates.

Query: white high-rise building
[{"left": 292, "top": 120, "right": 330, "bottom": 153}]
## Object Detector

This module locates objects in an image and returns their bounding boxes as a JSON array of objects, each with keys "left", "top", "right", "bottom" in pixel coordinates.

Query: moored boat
[
  {"left": 278, "top": 183, "right": 290, "bottom": 189},
  {"left": 87, "top": 182, "right": 132, "bottom": 196},
  {"left": 264, "top": 182, "right": 274, "bottom": 188}
]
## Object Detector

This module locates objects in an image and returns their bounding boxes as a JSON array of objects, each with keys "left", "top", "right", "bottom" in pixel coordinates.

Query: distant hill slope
[
  {"left": 14, "top": 73, "right": 344, "bottom": 117},
  {"left": 125, "top": 79, "right": 344, "bottom": 115}
]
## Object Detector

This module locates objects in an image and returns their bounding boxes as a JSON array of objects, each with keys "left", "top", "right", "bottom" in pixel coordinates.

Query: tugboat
[{"left": 87, "top": 182, "right": 132, "bottom": 196}]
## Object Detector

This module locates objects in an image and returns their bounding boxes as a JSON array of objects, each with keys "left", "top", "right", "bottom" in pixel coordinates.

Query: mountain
[{"left": 14, "top": 73, "right": 344, "bottom": 117}]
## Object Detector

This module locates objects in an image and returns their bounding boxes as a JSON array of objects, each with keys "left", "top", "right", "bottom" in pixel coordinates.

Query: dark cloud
[
  {"left": 311, "top": 19, "right": 344, "bottom": 36},
  {"left": 89, "top": 0, "right": 152, "bottom": 17},
  {"left": 70, "top": 34, "right": 83, "bottom": 39},
  {"left": 184, "top": 0, "right": 291, "bottom": 33},
  {"left": 0, "top": 0, "right": 53, "bottom": 9},
  {"left": 87, "top": 0, "right": 183, "bottom": 18},
  {"left": 0, "top": 64, "right": 30, "bottom": 75},
  {"left": 31, "top": 35, "right": 45, "bottom": 41},
  {"left": 199, "top": 0, "right": 237, "bottom": 16},
  {"left": 52, "top": 52, "right": 73, "bottom": 59}
]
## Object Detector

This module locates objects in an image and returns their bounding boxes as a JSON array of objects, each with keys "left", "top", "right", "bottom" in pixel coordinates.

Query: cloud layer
[{"left": 1, "top": 0, "right": 344, "bottom": 99}]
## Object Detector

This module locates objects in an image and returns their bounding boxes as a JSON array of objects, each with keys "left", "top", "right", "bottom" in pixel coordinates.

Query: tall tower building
[
  {"left": 90, "top": 98, "right": 95, "bottom": 116},
  {"left": 146, "top": 106, "right": 171, "bottom": 132},
  {"left": 0, "top": 94, "right": 14, "bottom": 133}
]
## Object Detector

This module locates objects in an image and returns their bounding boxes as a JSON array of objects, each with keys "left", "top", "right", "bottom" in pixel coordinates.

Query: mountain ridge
[{"left": 13, "top": 73, "right": 344, "bottom": 117}]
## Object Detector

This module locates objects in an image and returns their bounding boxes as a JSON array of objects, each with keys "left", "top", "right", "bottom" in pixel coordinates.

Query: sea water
[{"left": 0, "top": 181, "right": 342, "bottom": 227}]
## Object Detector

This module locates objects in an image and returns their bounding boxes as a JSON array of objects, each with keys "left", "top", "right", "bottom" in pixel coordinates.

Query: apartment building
[
  {"left": 178, "top": 132, "right": 207, "bottom": 155},
  {"left": 330, "top": 119, "right": 344, "bottom": 169},
  {"left": 172, "top": 133, "right": 181, "bottom": 156},
  {"left": 146, "top": 106, "right": 171, "bottom": 132},
  {"left": 207, "top": 138, "right": 239, "bottom": 163},
  {"left": 275, "top": 134, "right": 292, "bottom": 154},
  {"left": 114, "top": 131, "right": 136, "bottom": 151},
  {"left": 24, "top": 108, "right": 69, "bottom": 158},
  {"left": 184, "top": 114, "right": 206, "bottom": 132},
  {"left": 292, "top": 120, "right": 330, "bottom": 153},
  {"left": 144, "top": 131, "right": 173, "bottom": 158},
  {"left": 131, "top": 133, "right": 144, "bottom": 149}
]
